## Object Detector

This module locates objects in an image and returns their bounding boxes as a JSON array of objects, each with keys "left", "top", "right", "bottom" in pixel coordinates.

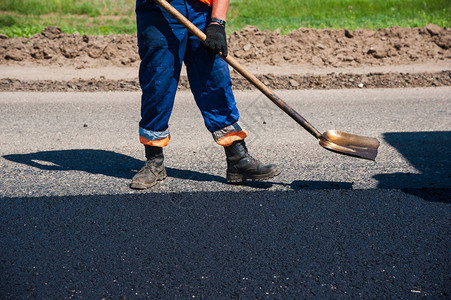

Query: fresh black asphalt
[{"left": 1, "top": 190, "right": 449, "bottom": 298}]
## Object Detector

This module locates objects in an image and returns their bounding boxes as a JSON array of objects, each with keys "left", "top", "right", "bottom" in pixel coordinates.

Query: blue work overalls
[{"left": 136, "top": 0, "right": 247, "bottom": 147}]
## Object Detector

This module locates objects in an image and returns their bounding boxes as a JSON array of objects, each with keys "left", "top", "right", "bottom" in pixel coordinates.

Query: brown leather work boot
[
  {"left": 130, "top": 146, "right": 167, "bottom": 189},
  {"left": 224, "top": 140, "right": 281, "bottom": 183}
]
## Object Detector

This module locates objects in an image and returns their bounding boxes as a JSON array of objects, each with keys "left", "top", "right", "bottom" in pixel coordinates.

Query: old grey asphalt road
[{"left": 1, "top": 88, "right": 450, "bottom": 298}]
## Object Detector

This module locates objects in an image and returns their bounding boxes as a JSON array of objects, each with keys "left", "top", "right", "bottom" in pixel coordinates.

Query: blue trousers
[{"left": 136, "top": 0, "right": 246, "bottom": 147}]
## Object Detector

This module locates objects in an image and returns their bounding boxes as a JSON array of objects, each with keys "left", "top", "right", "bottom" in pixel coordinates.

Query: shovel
[{"left": 153, "top": 0, "right": 380, "bottom": 160}]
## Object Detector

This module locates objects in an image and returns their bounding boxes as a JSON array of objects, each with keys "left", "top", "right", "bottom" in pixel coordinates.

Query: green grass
[
  {"left": 0, "top": 0, "right": 134, "bottom": 16},
  {"left": 228, "top": 0, "right": 451, "bottom": 33},
  {"left": 0, "top": 0, "right": 136, "bottom": 37},
  {"left": 0, "top": 0, "right": 449, "bottom": 37},
  {"left": 0, "top": 13, "right": 137, "bottom": 37}
]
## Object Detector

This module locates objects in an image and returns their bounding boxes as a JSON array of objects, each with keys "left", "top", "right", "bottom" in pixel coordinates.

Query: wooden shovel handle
[{"left": 153, "top": 0, "right": 323, "bottom": 139}]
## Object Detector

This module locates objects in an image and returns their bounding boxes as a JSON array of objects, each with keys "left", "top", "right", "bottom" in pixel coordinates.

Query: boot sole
[{"left": 227, "top": 168, "right": 281, "bottom": 183}]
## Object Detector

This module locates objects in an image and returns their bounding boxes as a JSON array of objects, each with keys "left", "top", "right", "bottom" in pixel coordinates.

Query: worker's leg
[
  {"left": 183, "top": 1, "right": 280, "bottom": 182},
  {"left": 183, "top": 0, "right": 248, "bottom": 147},
  {"left": 136, "top": 0, "right": 188, "bottom": 147},
  {"left": 132, "top": 0, "right": 189, "bottom": 189}
]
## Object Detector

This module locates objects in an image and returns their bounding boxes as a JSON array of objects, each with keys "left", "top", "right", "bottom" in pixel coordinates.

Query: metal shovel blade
[{"left": 319, "top": 130, "right": 380, "bottom": 160}]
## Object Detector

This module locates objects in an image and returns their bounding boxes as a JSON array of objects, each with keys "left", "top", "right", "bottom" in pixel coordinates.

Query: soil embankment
[{"left": 1, "top": 24, "right": 450, "bottom": 91}]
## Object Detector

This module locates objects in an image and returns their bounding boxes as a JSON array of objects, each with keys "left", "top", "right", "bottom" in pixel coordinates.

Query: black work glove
[{"left": 204, "top": 23, "right": 228, "bottom": 57}]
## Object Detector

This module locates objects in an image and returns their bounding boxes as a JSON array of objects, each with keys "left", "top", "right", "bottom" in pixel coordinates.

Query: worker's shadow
[
  {"left": 3, "top": 149, "right": 283, "bottom": 188},
  {"left": 3, "top": 149, "right": 348, "bottom": 190},
  {"left": 3, "top": 150, "right": 143, "bottom": 179},
  {"left": 2, "top": 149, "right": 358, "bottom": 189},
  {"left": 2, "top": 149, "right": 227, "bottom": 183}
]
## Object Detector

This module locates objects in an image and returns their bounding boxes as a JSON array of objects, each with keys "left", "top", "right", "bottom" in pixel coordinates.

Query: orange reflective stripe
[
  {"left": 198, "top": 0, "right": 211, "bottom": 5},
  {"left": 216, "top": 130, "right": 248, "bottom": 147},
  {"left": 140, "top": 135, "right": 171, "bottom": 147}
]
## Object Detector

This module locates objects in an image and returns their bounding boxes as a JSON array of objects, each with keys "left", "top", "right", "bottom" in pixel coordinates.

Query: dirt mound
[
  {"left": 0, "top": 25, "right": 450, "bottom": 68},
  {"left": 230, "top": 24, "right": 450, "bottom": 67},
  {"left": 0, "top": 26, "right": 140, "bottom": 68}
]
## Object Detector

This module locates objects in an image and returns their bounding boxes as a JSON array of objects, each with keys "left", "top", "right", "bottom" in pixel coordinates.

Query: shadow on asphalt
[
  {"left": 1, "top": 149, "right": 276, "bottom": 188},
  {"left": 3, "top": 149, "right": 143, "bottom": 179},
  {"left": 2, "top": 149, "right": 349, "bottom": 190},
  {"left": 374, "top": 131, "right": 451, "bottom": 203},
  {"left": 2, "top": 131, "right": 450, "bottom": 202}
]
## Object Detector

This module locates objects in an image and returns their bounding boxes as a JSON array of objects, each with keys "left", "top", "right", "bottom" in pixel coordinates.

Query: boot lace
[{"left": 239, "top": 141, "right": 258, "bottom": 164}]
